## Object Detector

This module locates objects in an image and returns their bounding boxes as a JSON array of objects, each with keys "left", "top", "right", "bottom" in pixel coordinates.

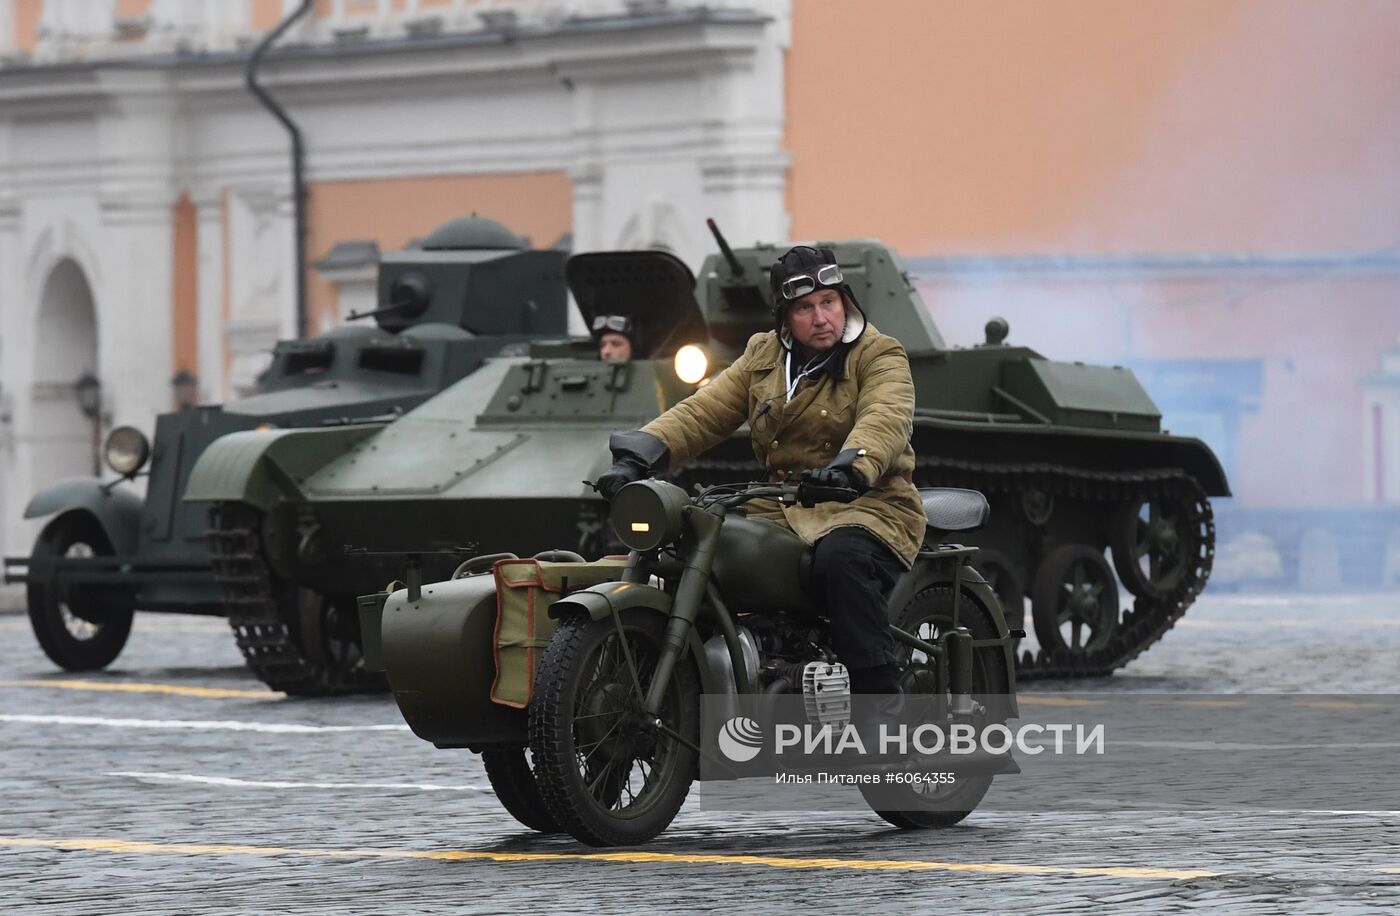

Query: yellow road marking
[
  {"left": 0, "top": 835, "right": 1214, "bottom": 880},
  {"left": 1171, "top": 699, "right": 1246, "bottom": 707},
  {"left": 0, "top": 679, "right": 281, "bottom": 700},
  {"left": 1018, "top": 696, "right": 1104, "bottom": 707},
  {"left": 1293, "top": 700, "right": 1383, "bottom": 711}
]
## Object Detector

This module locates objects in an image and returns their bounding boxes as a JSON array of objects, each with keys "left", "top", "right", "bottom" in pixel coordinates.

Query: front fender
[
  {"left": 548, "top": 580, "right": 672, "bottom": 620},
  {"left": 23, "top": 478, "right": 143, "bottom": 556},
  {"left": 549, "top": 581, "right": 720, "bottom": 695},
  {"left": 183, "top": 425, "right": 379, "bottom": 512}
]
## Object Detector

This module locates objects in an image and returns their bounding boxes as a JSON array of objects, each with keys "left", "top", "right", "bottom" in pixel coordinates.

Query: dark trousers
[{"left": 810, "top": 526, "right": 903, "bottom": 674}]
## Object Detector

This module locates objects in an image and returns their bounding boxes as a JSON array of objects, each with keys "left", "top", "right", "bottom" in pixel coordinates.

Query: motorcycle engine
[{"left": 801, "top": 661, "right": 851, "bottom": 726}]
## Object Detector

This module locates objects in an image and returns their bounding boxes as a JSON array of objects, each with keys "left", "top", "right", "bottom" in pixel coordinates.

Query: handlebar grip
[{"left": 796, "top": 482, "right": 859, "bottom": 508}]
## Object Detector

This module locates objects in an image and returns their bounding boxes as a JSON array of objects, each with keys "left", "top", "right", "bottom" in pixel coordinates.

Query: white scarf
[{"left": 784, "top": 348, "right": 834, "bottom": 402}]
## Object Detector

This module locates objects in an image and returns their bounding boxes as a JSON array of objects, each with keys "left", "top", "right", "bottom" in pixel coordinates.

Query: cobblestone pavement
[{"left": 2, "top": 592, "right": 1399, "bottom": 914}]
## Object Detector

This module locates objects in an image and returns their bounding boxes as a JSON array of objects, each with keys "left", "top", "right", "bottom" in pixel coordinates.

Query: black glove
[
  {"left": 801, "top": 465, "right": 865, "bottom": 491},
  {"left": 800, "top": 448, "right": 870, "bottom": 493},
  {"left": 594, "top": 430, "right": 670, "bottom": 502},
  {"left": 596, "top": 457, "right": 647, "bottom": 501}
]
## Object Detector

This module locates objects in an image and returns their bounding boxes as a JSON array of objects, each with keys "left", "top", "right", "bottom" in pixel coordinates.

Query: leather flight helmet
[
  {"left": 590, "top": 313, "right": 642, "bottom": 355},
  {"left": 768, "top": 245, "right": 867, "bottom": 352}
]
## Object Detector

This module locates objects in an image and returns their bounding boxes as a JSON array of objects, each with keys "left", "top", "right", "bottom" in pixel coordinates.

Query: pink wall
[{"left": 788, "top": 0, "right": 1400, "bottom": 257}]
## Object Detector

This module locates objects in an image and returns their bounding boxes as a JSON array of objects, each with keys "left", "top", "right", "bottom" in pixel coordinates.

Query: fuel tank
[{"left": 711, "top": 515, "right": 811, "bottom": 616}]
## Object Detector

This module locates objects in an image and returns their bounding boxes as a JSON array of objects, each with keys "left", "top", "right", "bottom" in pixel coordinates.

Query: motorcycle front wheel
[{"left": 528, "top": 608, "right": 700, "bottom": 847}]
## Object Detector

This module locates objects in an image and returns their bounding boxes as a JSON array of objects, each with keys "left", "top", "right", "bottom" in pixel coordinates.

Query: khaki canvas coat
[{"left": 641, "top": 322, "right": 926, "bottom": 567}]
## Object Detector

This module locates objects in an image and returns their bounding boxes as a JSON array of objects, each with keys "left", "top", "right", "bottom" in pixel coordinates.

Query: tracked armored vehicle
[
  {"left": 186, "top": 229, "right": 1227, "bottom": 690},
  {"left": 5, "top": 215, "right": 568, "bottom": 694}
]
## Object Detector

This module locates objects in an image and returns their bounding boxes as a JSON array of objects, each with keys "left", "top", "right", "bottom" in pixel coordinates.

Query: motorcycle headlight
[
  {"left": 674, "top": 344, "right": 709, "bottom": 385},
  {"left": 104, "top": 426, "right": 151, "bottom": 477},
  {"left": 610, "top": 479, "right": 689, "bottom": 551}
]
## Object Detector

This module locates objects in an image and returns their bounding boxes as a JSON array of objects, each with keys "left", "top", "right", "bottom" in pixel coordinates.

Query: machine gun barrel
[
  {"left": 706, "top": 218, "right": 747, "bottom": 278},
  {"left": 345, "top": 301, "right": 411, "bottom": 322}
]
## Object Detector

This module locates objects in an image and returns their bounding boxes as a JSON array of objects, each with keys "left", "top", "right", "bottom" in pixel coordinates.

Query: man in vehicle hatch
[
  {"left": 595, "top": 244, "right": 926, "bottom": 700},
  {"left": 592, "top": 314, "right": 637, "bottom": 362}
]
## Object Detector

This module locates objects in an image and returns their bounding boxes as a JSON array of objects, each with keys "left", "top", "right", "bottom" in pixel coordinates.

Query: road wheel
[
  {"left": 27, "top": 514, "right": 133, "bottom": 671},
  {"left": 210, "top": 503, "right": 384, "bottom": 696},
  {"left": 295, "top": 590, "right": 367, "bottom": 680},
  {"left": 860, "top": 585, "right": 1008, "bottom": 828},
  {"left": 528, "top": 609, "right": 700, "bottom": 847},
  {"left": 1111, "top": 495, "right": 1203, "bottom": 599},
  {"left": 1031, "top": 545, "right": 1120, "bottom": 656},
  {"left": 481, "top": 747, "right": 561, "bottom": 834}
]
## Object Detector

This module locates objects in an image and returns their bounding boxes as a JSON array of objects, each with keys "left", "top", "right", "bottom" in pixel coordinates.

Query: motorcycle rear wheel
[
  {"left": 859, "top": 584, "right": 1009, "bottom": 828},
  {"left": 528, "top": 609, "right": 700, "bottom": 846}
]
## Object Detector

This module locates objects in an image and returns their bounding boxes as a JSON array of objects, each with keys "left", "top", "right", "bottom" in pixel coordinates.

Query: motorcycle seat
[{"left": 918, "top": 488, "right": 989, "bottom": 532}]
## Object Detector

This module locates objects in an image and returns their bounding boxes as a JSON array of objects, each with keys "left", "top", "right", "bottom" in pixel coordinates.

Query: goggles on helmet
[
  {"left": 777, "top": 264, "right": 843, "bottom": 302},
  {"left": 592, "top": 314, "right": 634, "bottom": 334}
]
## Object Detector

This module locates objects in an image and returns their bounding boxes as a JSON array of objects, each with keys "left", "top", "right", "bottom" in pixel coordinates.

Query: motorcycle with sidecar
[{"left": 360, "top": 478, "right": 1022, "bottom": 846}]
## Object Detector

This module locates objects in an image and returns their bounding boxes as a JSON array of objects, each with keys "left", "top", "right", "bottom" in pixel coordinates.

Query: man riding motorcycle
[{"left": 596, "top": 244, "right": 926, "bottom": 698}]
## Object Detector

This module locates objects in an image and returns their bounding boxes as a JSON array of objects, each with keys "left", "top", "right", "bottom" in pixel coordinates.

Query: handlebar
[{"left": 703, "top": 480, "right": 859, "bottom": 510}]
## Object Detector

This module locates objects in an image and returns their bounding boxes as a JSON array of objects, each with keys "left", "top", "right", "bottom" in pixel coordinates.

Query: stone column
[
  {"left": 94, "top": 70, "right": 179, "bottom": 444},
  {"left": 0, "top": 187, "right": 20, "bottom": 559},
  {"left": 567, "top": 161, "right": 604, "bottom": 335},
  {"left": 98, "top": 193, "right": 176, "bottom": 463},
  {"left": 313, "top": 240, "right": 380, "bottom": 330},
  {"left": 199, "top": 0, "right": 252, "bottom": 52},
  {"left": 224, "top": 184, "right": 295, "bottom": 397},
  {"left": 36, "top": 0, "right": 117, "bottom": 63},
  {"left": 695, "top": 0, "right": 791, "bottom": 247},
  {"left": 191, "top": 190, "right": 227, "bottom": 403},
  {"left": 1362, "top": 343, "right": 1400, "bottom": 504},
  {"left": 0, "top": 0, "right": 15, "bottom": 56},
  {"left": 556, "top": 2, "right": 791, "bottom": 271}
]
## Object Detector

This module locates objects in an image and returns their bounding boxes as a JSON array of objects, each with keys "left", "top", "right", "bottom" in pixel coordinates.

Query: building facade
[
  {"left": 1, "top": 0, "right": 1398, "bottom": 571},
  {"left": 0, "top": 0, "right": 792, "bottom": 557}
]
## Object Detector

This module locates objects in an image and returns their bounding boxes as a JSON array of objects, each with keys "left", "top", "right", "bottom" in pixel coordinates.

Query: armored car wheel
[
  {"left": 1031, "top": 545, "right": 1120, "bottom": 656},
  {"left": 528, "top": 608, "right": 700, "bottom": 847},
  {"left": 27, "top": 514, "right": 134, "bottom": 671},
  {"left": 859, "top": 585, "right": 1008, "bottom": 828},
  {"left": 481, "top": 747, "right": 560, "bottom": 834}
]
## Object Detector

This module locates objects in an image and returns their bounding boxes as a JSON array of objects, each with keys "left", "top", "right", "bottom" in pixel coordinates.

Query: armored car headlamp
[
  {"left": 610, "top": 479, "right": 689, "bottom": 551},
  {"left": 674, "top": 344, "right": 709, "bottom": 385},
  {"left": 104, "top": 426, "right": 151, "bottom": 477}
]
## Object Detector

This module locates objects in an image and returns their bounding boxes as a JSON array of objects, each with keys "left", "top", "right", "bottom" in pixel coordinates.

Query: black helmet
[{"left": 768, "top": 245, "right": 866, "bottom": 351}]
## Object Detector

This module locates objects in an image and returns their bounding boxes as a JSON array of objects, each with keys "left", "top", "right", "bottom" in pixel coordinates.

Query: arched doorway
[{"left": 31, "top": 258, "right": 100, "bottom": 486}]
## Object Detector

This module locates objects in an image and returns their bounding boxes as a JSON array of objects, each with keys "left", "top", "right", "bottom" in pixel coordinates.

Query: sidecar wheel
[
  {"left": 481, "top": 747, "right": 560, "bottom": 834},
  {"left": 528, "top": 609, "right": 700, "bottom": 847},
  {"left": 860, "top": 584, "right": 1008, "bottom": 829}
]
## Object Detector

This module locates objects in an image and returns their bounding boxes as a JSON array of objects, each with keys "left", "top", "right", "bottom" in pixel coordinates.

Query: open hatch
[{"left": 566, "top": 251, "right": 710, "bottom": 359}]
